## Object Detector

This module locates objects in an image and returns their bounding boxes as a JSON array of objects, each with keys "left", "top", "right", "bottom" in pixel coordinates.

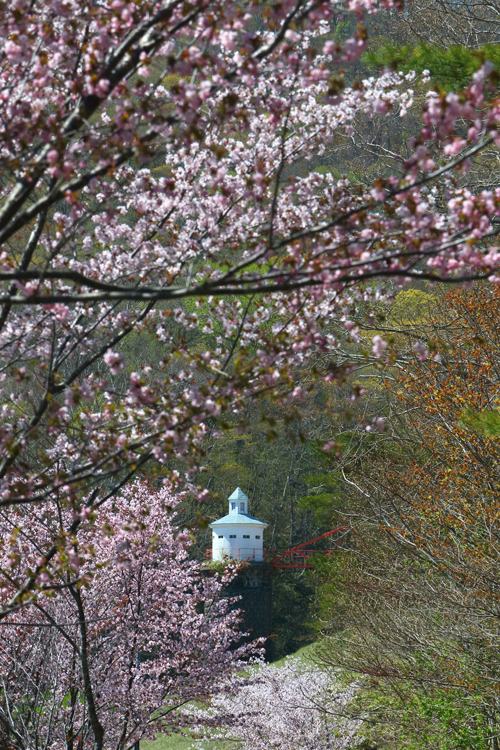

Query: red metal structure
[
  {"left": 205, "top": 547, "right": 261, "bottom": 561},
  {"left": 205, "top": 526, "right": 357, "bottom": 567},
  {"left": 268, "top": 526, "right": 355, "bottom": 569}
]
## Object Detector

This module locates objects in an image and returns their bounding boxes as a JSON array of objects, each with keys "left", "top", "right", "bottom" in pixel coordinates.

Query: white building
[{"left": 209, "top": 487, "right": 267, "bottom": 562}]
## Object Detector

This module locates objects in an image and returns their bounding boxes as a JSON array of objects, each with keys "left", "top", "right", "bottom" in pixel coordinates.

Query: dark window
[
  {"left": 218, "top": 535, "right": 223, "bottom": 539},
  {"left": 231, "top": 502, "right": 236, "bottom": 510},
  {"left": 243, "top": 535, "right": 250, "bottom": 539},
  {"left": 229, "top": 535, "right": 236, "bottom": 539},
  {"left": 255, "top": 535, "right": 260, "bottom": 539},
  {"left": 240, "top": 502, "right": 245, "bottom": 511}
]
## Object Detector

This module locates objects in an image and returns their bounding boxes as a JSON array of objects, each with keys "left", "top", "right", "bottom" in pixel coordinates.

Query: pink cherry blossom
[
  {"left": 187, "top": 657, "right": 361, "bottom": 750},
  {"left": 413, "top": 341, "right": 429, "bottom": 361},
  {"left": 372, "top": 335, "right": 388, "bottom": 357},
  {"left": 103, "top": 349, "right": 125, "bottom": 373},
  {"left": 0, "top": 1, "right": 500, "bottom": 725},
  {"left": 0, "top": 482, "right": 259, "bottom": 749}
]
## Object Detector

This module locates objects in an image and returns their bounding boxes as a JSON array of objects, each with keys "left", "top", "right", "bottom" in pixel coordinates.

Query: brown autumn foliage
[{"left": 318, "top": 284, "right": 500, "bottom": 748}]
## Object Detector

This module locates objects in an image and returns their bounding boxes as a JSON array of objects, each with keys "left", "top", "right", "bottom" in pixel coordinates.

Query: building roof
[
  {"left": 228, "top": 487, "right": 248, "bottom": 501},
  {"left": 209, "top": 512, "right": 268, "bottom": 528},
  {"left": 209, "top": 486, "right": 268, "bottom": 529}
]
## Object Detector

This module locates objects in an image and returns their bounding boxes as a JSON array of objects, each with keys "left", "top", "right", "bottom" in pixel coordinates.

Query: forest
[{"left": 1, "top": 0, "right": 500, "bottom": 748}]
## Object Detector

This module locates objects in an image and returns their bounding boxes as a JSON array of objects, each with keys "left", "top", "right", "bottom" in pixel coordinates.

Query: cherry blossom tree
[
  {"left": 2, "top": 0, "right": 500, "bottom": 617},
  {"left": 187, "top": 656, "right": 361, "bottom": 750},
  {"left": 0, "top": 481, "right": 258, "bottom": 750}
]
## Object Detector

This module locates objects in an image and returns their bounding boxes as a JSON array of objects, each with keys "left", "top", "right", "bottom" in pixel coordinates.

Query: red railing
[
  {"left": 268, "top": 527, "right": 356, "bottom": 568},
  {"left": 205, "top": 527, "right": 358, "bottom": 568},
  {"left": 206, "top": 547, "right": 263, "bottom": 561}
]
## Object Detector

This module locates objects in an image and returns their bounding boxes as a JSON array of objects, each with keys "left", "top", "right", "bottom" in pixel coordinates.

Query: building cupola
[
  {"left": 209, "top": 487, "right": 267, "bottom": 562},
  {"left": 229, "top": 486, "right": 248, "bottom": 515}
]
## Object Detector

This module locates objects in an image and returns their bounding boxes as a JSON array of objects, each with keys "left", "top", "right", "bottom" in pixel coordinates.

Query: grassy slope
[{"left": 143, "top": 734, "right": 193, "bottom": 750}]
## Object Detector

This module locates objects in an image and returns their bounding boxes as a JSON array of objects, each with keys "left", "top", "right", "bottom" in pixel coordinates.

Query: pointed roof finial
[{"left": 228, "top": 487, "right": 248, "bottom": 501}]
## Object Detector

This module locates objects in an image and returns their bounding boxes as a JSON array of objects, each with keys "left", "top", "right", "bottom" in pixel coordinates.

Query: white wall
[{"left": 212, "top": 526, "right": 264, "bottom": 561}]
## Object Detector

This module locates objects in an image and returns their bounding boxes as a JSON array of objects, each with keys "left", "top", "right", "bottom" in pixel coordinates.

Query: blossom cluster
[
  {"left": 1, "top": 0, "right": 500, "bottom": 649},
  {"left": 0, "top": 481, "right": 259, "bottom": 749},
  {"left": 187, "top": 656, "right": 361, "bottom": 750}
]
